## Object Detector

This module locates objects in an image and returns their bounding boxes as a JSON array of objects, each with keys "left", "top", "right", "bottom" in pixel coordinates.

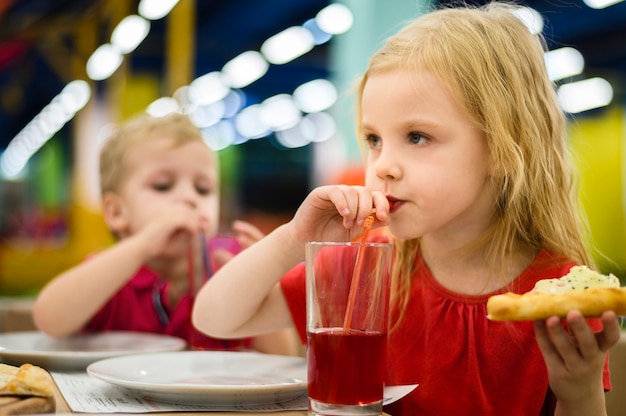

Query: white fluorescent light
[
  {"left": 146, "top": 97, "right": 181, "bottom": 117},
  {"left": 86, "top": 44, "right": 123, "bottom": 81},
  {"left": 260, "top": 94, "right": 301, "bottom": 131},
  {"left": 512, "top": 6, "right": 544, "bottom": 35},
  {"left": 544, "top": 47, "right": 584, "bottom": 81},
  {"left": 261, "top": 26, "right": 315, "bottom": 65},
  {"left": 583, "top": 0, "right": 625, "bottom": 9},
  {"left": 189, "top": 72, "right": 230, "bottom": 106},
  {"left": 138, "top": 0, "right": 180, "bottom": 20},
  {"left": 111, "top": 15, "right": 150, "bottom": 54},
  {"left": 557, "top": 77, "right": 613, "bottom": 113},
  {"left": 316, "top": 3, "right": 353, "bottom": 35},
  {"left": 293, "top": 79, "right": 338, "bottom": 113},
  {"left": 222, "top": 51, "right": 269, "bottom": 88},
  {"left": 235, "top": 105, "right": 271, "bottom": 139}
]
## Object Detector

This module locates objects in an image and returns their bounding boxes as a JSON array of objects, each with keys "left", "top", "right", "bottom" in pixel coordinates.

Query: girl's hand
[
  {"left": 288, "top": 185, "right": 390, "bottom": 243},
  {"left": 534, "top": 310, "right": 621, "bottom": 409}
]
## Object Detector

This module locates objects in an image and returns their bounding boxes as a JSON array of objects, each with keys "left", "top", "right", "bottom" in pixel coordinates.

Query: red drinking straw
[{"left": 343, "top": 215, "right": 375, "bottom": 330}]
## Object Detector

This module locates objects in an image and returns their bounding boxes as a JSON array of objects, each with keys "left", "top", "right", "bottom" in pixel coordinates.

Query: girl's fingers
[
  {"left": 534, "top": 317, "right": 563, "bottom": 364},
  {"left": 371, "top": 191, "right": 390, "bottom": 223},
  {"left": 563, "top": 311, "right": 597, "bottom": 359},
  {"left": 596, "top": 311, "right": 621, "bottom": 352}
]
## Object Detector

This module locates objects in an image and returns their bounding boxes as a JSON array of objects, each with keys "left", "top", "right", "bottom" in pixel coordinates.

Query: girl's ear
[{"left": 102, "top": 192, "right": 129, "bottom": 236}]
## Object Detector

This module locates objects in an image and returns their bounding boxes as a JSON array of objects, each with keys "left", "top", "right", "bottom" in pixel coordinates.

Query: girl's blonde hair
[
  {"left": 99, "top": 113, "right": 208, "bottom": 195},
  {"left": 356, "top": 2, "right": 591, "bottom": 317}
]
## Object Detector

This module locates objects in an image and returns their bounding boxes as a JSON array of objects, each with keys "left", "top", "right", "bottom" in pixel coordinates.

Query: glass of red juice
[{"left": 305, "top": 241, "right": 392, "bottom": 416}]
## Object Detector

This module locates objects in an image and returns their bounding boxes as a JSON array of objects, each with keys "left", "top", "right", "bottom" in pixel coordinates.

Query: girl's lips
[{"left": 386, "top": 197, "right": 404, "bottom": 214}]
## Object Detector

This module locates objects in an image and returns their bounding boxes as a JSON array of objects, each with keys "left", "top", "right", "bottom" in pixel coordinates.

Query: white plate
[
  {"left": 87, "top": 350, "right": 307, "bottom": 406},
  {"left": 0, "top": 331, "right": 186, "bottom": 371}
]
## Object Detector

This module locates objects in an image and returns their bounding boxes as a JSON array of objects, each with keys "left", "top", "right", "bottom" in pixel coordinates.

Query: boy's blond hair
[
  {"left": 99, "top": 113, "right": 209, "bottom": 195},
  {"left": 356, "top": 2, "right": 591, "bottom": 318}
]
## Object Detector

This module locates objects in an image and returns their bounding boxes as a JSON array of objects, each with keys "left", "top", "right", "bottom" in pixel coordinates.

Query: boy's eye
[
  {"left": 196, "top": 186, "right": 212, "bottom": 196},
  {"left": 152, "top": 183, "right": 171, "bottom": 192}
]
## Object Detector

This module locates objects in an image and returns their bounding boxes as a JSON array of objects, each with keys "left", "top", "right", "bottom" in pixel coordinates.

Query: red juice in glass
[{"left": 307, "top": 327, "right": 387, "bottom": 405}]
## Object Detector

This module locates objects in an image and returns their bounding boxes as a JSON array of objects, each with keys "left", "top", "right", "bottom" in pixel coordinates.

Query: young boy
[{"left": 33, "top": 113, "right": 297, "bottom": 355}]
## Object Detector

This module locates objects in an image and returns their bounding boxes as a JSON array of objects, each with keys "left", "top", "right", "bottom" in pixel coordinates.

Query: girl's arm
[
  {"left": 192, "top": 185, "right": 390, "bottom": 339},
  {"left": 250, "top": 328, "right": 301, "bottom": 356},
  {"left": 192, "top": 224, "right": 305, "bottom": 338},
  {"left": 534, "top": 310, "right": 621, "bottom": 416}
]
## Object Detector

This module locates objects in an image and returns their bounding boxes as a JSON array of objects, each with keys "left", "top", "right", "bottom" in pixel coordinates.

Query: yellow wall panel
[{"left": 568, "top": 107, "right": 626, "bottom": 277}]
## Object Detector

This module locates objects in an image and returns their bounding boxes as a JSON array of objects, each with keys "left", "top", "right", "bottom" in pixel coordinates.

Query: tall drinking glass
[{"left": 306, "top": 241, "right": 392, "bottom": 416}]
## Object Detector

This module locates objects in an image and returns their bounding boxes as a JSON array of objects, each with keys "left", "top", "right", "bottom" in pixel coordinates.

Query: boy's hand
[
  {"left": 231, "top": 220, "right": 265, "bottom": 249},
  {"left": 136, "top": 203, "right": 202, "bottom": 259}
]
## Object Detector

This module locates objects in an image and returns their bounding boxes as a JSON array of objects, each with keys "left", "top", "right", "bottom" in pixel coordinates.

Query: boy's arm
[
  {"left": 33, "top": 203, "right": 203, "bottom": 337},
  {"left": 32, "top": 234, "right": 149, "bottom": 337}
]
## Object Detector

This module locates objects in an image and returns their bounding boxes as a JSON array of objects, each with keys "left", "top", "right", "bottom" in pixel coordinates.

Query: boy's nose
[{"left": 177, "top": 184, "right": 200, "bottom": 206}]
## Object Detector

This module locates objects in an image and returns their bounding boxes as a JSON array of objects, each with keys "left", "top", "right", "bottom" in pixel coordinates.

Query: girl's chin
[{"left": 388, "top": 223, "right": 420, "bottom": 241}]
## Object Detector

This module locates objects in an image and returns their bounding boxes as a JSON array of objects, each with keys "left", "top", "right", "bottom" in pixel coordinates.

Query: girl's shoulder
[{"left": 508, "top": 249, "right": 578, "bottom": 293}]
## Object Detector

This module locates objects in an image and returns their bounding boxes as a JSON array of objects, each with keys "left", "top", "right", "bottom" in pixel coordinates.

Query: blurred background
[{"left": 0, "top": 0, "right": 625, "bottom": 295}]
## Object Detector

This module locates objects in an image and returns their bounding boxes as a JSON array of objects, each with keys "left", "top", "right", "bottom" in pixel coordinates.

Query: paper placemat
[
  {"left": 51, "top": 372, "right": 308, "bottom": 413},
  {"left": 52, "top": 372, "right": 417, "bottom": 413}
]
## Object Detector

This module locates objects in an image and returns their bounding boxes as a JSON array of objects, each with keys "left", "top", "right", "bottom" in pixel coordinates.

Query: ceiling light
[
  {"left": 261, "top": 26, "right": 315, "bottom": 65},
  {"left": 544, "top": 47, "right": 584, "bottom": 81},
  {"left": 202, "top": 120, "right": 238, "bottom": 151},
  {"left": 302, "top": 18, "right": 332, "bottom": 45},
  {"left": 305, "top": 112, "right": 336, "bottom": 143},
  {"left": 188, "top": 102, "right": 225, "bottom": 128},
  {"left": 138, "top": 0, "right": 179, "bottom": 20},
  {"left": 512, "top": 6, "right": 544, "bottom": 35},
  {"left": 86, "top": 44, "right": 123, "bottom": 81},
  {"left": 222, "top": 51, "right": 269, "bottom": 88},
  {"left": 58, "top": 80, "right": 91, "bottom": 115},
  {"left": 316, "top": 3, "right": 353, "bottom": 35},
  {"left": 260, "top": 94, "right": 301, "bottom": 131},
  {"left": 189, "top": 72, "right": 229, "bottom": 106},
  {"left": 557, "top": 77, "right": 613, "bottom": 113},
  {"left": 583, "top": 0, "right": 625, "bottom": 9},
  {"left": 275, "top": 119, "right": 315, "bottom": 148},
  {"left": 293, "top": 79, "right": 338, "bottom": 113},
  {"left": 111, "top": 15, "right": 150, "bottom": 54},
  {"left": 235, "top": 105, "right": 271, "bottom": 139},
  {"left": 146, "top": 97, "right": 181, "bottom": 117},
  {"left": 0, "top": 80, "right": 91, "bottom": 178},
  {"left": 274, "top": 112, "right": 335, "bottom": 148}
]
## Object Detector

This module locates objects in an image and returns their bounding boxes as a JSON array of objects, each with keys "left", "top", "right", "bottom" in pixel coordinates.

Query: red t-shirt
[
  {"left": 85, "top": 266, "right": 252, "bottom": 350},
  {"left": 280, "top": 248, "right": 612, "bottom": 416}
]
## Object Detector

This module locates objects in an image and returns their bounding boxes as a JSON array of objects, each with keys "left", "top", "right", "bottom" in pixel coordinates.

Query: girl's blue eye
[
  {"left": 409, "top": 132, "right": 428, "bottom": 145},
  {"left": 365, "top": 134, "right": 381, "bottom": 148}
]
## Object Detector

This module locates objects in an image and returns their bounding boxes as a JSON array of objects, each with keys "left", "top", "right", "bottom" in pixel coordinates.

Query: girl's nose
[{"left": 375, "top": 145, "right": 401, "bottom": 180}]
